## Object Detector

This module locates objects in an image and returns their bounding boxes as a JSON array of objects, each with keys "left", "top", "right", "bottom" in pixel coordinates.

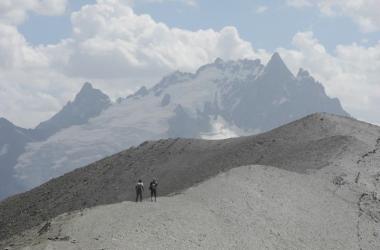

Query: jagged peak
[
  {"left": 271, "top": 52, "right": 281, "bottom": 60},
  {"left": 171, "top": 70, "right": 193, "bottom": 78},
  {"left": 195, "top": 57, "right": 262, "bottom": 77},
  {"left": 263, "top": 52, "right": 294, "bottom": 78},
  {"left": 0, "top": 117, "right": 24, "bottom": 130},
  {"left": 77, "top": 82, "right": 96, "bottom": 96},
  {"left": 0, "top": 117, "right": 13, "bottom": 127},
  {"left": 134, "top": 86, "right": 148, "bottom": 97},
  {"left": 162, "top": 70, "right": 194, "bottom": 82},
  {"left": 266, "top": 52, "right": 285, "bottom": 68},
  {"left": 82, "top": 82, "right": 93, "bottom": 90},
  {"left": 74, "top": 82, "right": 110, "bottom": 103},
  {"left": 214, "top": 57, "right": 224, "bottom": 64},
  {"left": 297, "top": 68, "right": 311, "bottom": 79},
  {"left": 152, "top": 71, "right": 194, "bottom": 94},
  {"left": 212, "top": 57, "right": 261, "bottom": 67}
]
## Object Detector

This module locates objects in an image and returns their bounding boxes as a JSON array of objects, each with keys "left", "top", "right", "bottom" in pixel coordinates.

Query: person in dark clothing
[
  {"left": 149, "top": 178, "right": 158, "bottom": 202},
  {"left": 135, "top": 179, "right": 144, "bottom": 202}
]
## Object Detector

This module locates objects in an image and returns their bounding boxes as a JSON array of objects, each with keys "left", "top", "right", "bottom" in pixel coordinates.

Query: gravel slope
[
  {"left": 5, "top": 164, "right": 379, "bottom": 250},
  {"left": 1, "top": 113, "right": 380, "bottom": 246}
]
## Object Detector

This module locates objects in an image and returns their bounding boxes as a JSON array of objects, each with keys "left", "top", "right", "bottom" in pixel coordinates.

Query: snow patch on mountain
[{"left": 15, "top": 94, "right": 175, "bottom": 188}]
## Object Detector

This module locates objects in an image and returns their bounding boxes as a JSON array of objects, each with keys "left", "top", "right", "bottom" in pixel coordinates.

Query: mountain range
[{"left": 1, "top": 53, "right": 348, "bottom": 200}]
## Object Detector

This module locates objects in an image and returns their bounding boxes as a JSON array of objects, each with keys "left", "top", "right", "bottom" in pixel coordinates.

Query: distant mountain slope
[
  {"left": 0, "top": 83, "right": 111, "bottom": 200},
  {"left": 14, "top": 53, "right": 349, "bottom": 190},
  {"left": 0, "top": 118, "right": 35, "bottom": 199},
  {"left": 2, "top": 113, "right": 379, "bottom": 242}
]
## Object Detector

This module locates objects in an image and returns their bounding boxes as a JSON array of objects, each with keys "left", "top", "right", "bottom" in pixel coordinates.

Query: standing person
[
  {"left": 135, "top": 179, "right": 144, "bottom": 202},
  {"left": 149, "top": 178, "right": 158, "bottom": 202}
]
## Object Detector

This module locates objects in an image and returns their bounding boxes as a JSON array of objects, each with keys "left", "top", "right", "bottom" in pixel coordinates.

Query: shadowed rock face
[
  {"left": 33, "top": 82, "right": 111, "bottom": 140},
  {"left": 0, "top": 119, "right": 35, "bottom": 200},
  {"left": 1, "top": 113, "right": 379, "bottom": 241},
  {"left": 225, "top": 53, "right": 349, "bottom": 130}
]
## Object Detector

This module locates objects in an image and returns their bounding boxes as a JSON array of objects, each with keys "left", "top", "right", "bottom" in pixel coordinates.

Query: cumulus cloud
[
  {"left": 286, "top": 0, "right": 380, "bottom": 33},
  {"left": 0, "top": 0, "right": 68, "bottom": 25},
  {"left": 63, "top": 0, "right": 259, "bottom": 79},
  {"left": 0, "top": 21, "right": 73, "bottom": 127},
  {"left": 0, "top": 23, "right": 49, "bottom": 69}
]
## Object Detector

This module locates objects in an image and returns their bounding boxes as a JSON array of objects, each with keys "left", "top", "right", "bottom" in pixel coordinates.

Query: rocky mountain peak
[
  {"left": 74, "top": 82, "right": 110, "bottom": 105},
  {"left": 33, "top": 82, "right": 111, "bottom": 139},
  {"left": 297, "top": 68, "right": 311, "bottom": 79},
  {"left": 263, "top": 52, "right": 294, "bottom": 78},
  {"left": 0, "top": 118, "right": 13, "bottom": 129},
  {"left": 80, "top": 82, "right": 94, "bottom": 91},
  {"left": 214, "top": 57, "right": 224, "bottom": 64}
]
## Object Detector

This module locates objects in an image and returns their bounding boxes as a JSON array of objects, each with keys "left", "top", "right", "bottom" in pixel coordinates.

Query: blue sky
[
  {"left": 20, "top": 0, "right": 378, "bottom": 51},
  {"left": 19, "top": 0, "right": 94, "bottom": 45}
]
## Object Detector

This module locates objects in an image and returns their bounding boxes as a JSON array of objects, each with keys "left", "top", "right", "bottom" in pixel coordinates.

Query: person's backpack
[
  {"left": 150, "top": 181, "right": 157, "bottom": 191},
  {"left": 136, "top": 182, "right": 143, "bottom": 192}
]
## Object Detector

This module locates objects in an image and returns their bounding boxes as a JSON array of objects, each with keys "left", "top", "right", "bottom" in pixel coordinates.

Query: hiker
[
  {"left": 149, "top": 178, "right": 158, "bottom": 202},
  {"left": 135, "top": 179, "right": 144, "bottom": 202}
]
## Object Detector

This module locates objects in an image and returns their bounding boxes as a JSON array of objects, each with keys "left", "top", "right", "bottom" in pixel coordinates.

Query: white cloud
[
  {"left": 0, "top": 22, "right": 72, "bottom": 127},
  {"left": 0, "top": 0, "right": 68, "bottom": 25},
  {"left": 64, "top": 0, "right": 257, "bottom": 79},
  {"left": 255, "top": 5, "right": 268, "bottom": 14},
  {"left": 0, "top": 23, "right": 50, "bottom": 69},
  {"left": 286, "top": 0, "right": 380, "bottom": 33}
]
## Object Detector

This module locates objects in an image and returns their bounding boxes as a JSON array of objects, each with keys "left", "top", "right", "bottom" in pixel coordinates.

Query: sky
[{"left": 0, "top": 0, "right": 379, "bottom": 128}]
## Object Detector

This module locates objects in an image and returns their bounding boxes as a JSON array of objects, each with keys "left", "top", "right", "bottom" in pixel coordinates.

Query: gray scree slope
[{"left": 8, "top": 165, "right": 379, "bottom": 249}]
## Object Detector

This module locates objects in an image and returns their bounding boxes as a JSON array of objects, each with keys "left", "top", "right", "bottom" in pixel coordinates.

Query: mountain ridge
[{"left": 1, "top": 112, "right": 379, "bottom": 242}]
